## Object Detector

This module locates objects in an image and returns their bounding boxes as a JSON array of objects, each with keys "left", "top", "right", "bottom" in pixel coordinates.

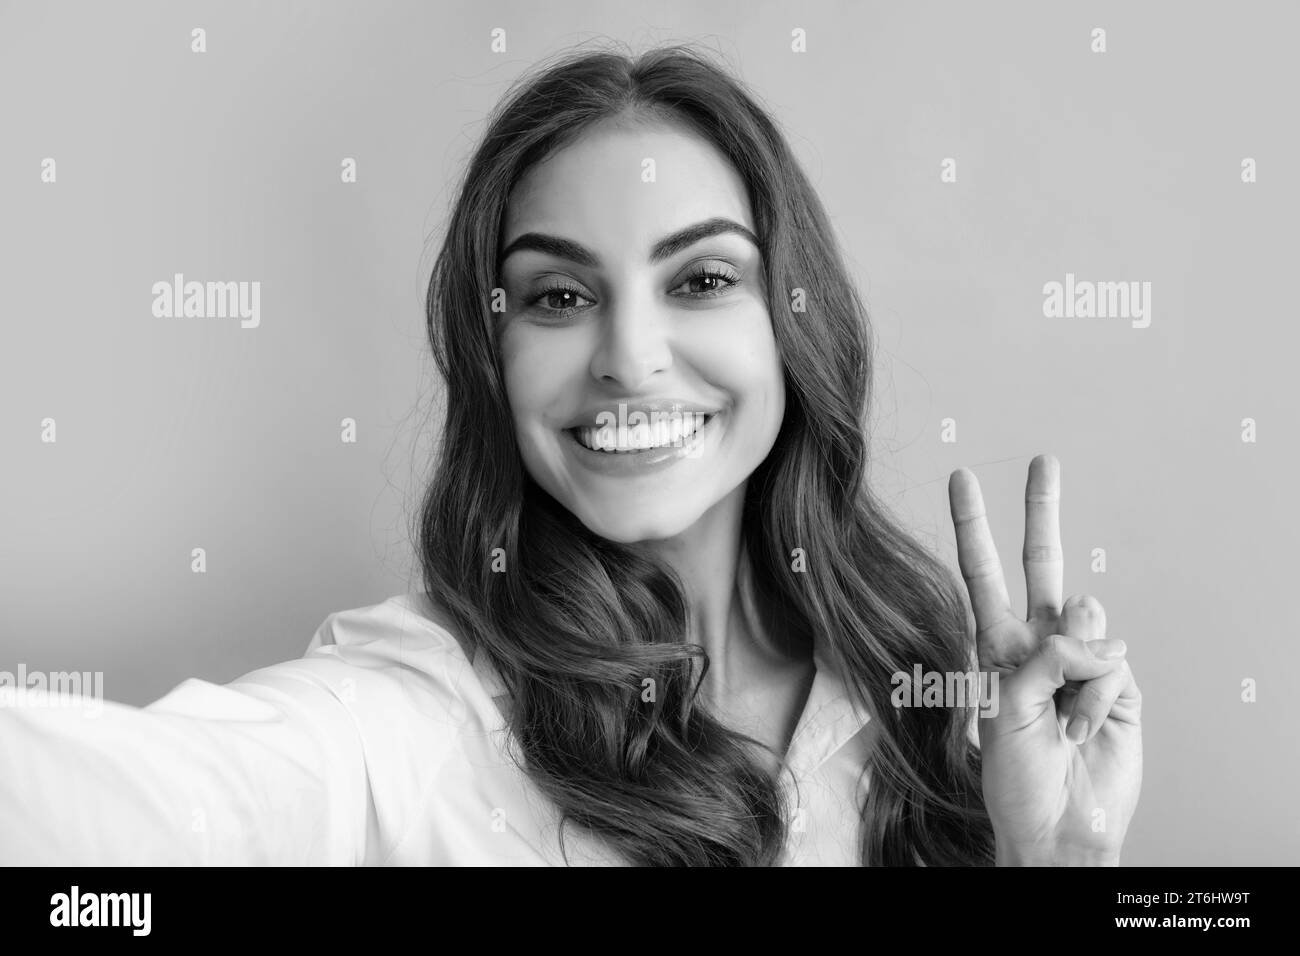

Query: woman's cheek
[
  {"left": 501, "top": 326, "right": 550, "bottom": 403},
  {"left": 687, "top": 305, "right": 780, "bottom": 395},
  {"left": 501, "top": 326, "right": 583, "bottom": 453}
]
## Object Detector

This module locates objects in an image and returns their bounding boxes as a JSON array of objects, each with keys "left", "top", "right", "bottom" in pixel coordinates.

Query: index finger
[{"left": 948, "top": 467, "right": 1014, "bottom": 640}]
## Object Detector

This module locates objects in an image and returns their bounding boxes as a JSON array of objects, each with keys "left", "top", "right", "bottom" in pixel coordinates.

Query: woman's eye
[
  {"left": 671, "top": 265, "right": 741, "bottom": 298},
  {"left": 526, "top": 285, "right": 594, "bottom": 317}
]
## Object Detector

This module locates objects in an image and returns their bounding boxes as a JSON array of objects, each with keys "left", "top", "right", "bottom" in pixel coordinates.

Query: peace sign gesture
[{"left": 948, "top": 455, "right": 1143, "bottom": 865}]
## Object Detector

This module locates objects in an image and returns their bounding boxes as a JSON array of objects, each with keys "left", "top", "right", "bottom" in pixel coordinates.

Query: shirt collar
[
  {"left": 734, "top": 548, "right": 873, "bottom": 776},
  {"left": 782, "top": 638, "right": 874, "bottom": 777}
]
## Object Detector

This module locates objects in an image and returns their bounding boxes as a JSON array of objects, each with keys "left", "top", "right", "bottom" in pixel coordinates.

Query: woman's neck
[{"left": 637, "top": 482, "right": 811, "bottom": 709}]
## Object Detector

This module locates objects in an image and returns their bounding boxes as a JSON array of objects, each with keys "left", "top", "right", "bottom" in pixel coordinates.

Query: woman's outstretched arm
[
  {"left": 0, "top": 654, "right": 372, "bottom": 864},
  {"left": 0, "top": 598, "right": 471, "bottom": 865}
]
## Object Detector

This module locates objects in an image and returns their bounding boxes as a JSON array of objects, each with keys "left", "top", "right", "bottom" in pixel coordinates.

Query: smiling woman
[
  {"left": 418, "top": 42, "right": 1002, "bottom": 867},
  {"left": 418, "top": 41, "right": 1140, "bottom": 867}
]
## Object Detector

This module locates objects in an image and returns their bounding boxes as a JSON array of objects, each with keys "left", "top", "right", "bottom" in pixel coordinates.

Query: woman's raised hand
[{"left": 948, "top": 454, "right": 1142, "bottom": 865}]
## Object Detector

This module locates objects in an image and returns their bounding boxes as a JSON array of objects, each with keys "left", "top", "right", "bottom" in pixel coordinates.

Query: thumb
[{"left": 1003, "top": 633, "right": 1128, "bottom": 710}]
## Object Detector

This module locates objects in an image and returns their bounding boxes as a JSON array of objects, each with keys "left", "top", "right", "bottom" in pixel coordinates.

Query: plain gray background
[{"left": 1, "top": 0, "right": 1296, "bottom": 865}]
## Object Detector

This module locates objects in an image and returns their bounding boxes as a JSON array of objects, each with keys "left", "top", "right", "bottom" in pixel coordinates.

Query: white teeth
[{"left": 572, "top": 414, "right": 711, "bottom": 453}]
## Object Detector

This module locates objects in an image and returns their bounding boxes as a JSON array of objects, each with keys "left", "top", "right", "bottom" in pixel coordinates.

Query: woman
[{"left": 0, "top": 43, "right": 1141, "bottom": 867}]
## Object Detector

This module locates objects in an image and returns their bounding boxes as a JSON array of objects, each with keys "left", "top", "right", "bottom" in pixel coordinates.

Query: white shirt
[{"left": 0, "top": 592, "right": 875, "bottom": 865}]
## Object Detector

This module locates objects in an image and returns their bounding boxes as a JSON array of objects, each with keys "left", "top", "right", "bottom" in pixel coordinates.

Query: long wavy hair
[{"left": 417, "top": 41, "right": 995, "bottom": 866}]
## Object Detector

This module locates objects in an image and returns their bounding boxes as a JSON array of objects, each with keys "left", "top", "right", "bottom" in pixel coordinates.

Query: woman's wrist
[{"left": 994, "top": 838, "right": 1121, "bottom": 867}]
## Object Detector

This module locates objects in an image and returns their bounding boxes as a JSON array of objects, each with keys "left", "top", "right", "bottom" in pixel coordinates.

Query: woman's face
[{"left": 497, "top": 118, "right": 785, "bottom": 543}]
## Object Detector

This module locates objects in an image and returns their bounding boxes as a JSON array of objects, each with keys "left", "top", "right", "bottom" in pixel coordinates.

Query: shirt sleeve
[{"left": 0, "top": 607, "right": 446, "bottom": 866}]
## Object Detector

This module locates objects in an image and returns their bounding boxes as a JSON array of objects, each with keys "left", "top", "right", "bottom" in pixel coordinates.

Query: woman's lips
[
  {"left": 568, "top": 413, "right": 713, "bottom": 453},
  {"left": 562, "top": 410, "right": 723, "bottom": 475}
]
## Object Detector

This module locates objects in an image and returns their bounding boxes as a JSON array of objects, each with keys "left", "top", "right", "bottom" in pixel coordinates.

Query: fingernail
[
  {"left": 1090, "top": 639, "right": 1127, "bottom": 660},
  {"left": 1067, "top": 715, "right": 1090, "bottom": 744}
]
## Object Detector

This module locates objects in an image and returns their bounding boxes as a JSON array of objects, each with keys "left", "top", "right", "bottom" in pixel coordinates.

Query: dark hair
[{"left": 417, "top": 40, "right": 994, "bottom": 865}]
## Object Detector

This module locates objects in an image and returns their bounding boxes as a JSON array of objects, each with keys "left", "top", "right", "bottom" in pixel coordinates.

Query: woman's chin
[{"left": 572, "top": 507, "right": 699, "bottom": 545}]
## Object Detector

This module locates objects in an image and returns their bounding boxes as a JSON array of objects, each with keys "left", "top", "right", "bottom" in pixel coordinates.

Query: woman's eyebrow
[{"left": 498, "top": 217, "right": 759, "bottom": 269}]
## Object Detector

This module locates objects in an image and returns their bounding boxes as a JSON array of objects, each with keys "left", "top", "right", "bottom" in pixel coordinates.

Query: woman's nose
[{"left": 588, "top": 296, "right": 673, "bottom": 390}]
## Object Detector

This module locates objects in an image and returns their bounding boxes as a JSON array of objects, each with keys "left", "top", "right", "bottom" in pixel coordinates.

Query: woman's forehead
[{"left": 501, "top": 121, "right": 755, "bottom": 252}]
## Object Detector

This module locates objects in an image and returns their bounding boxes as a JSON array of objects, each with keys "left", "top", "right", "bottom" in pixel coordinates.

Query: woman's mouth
[
  {"left": 562, "top": 411, "right": 723, "bottom": 474},
  {"left": 567, "top": 413, "right": 714, "bottom": 453}
]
